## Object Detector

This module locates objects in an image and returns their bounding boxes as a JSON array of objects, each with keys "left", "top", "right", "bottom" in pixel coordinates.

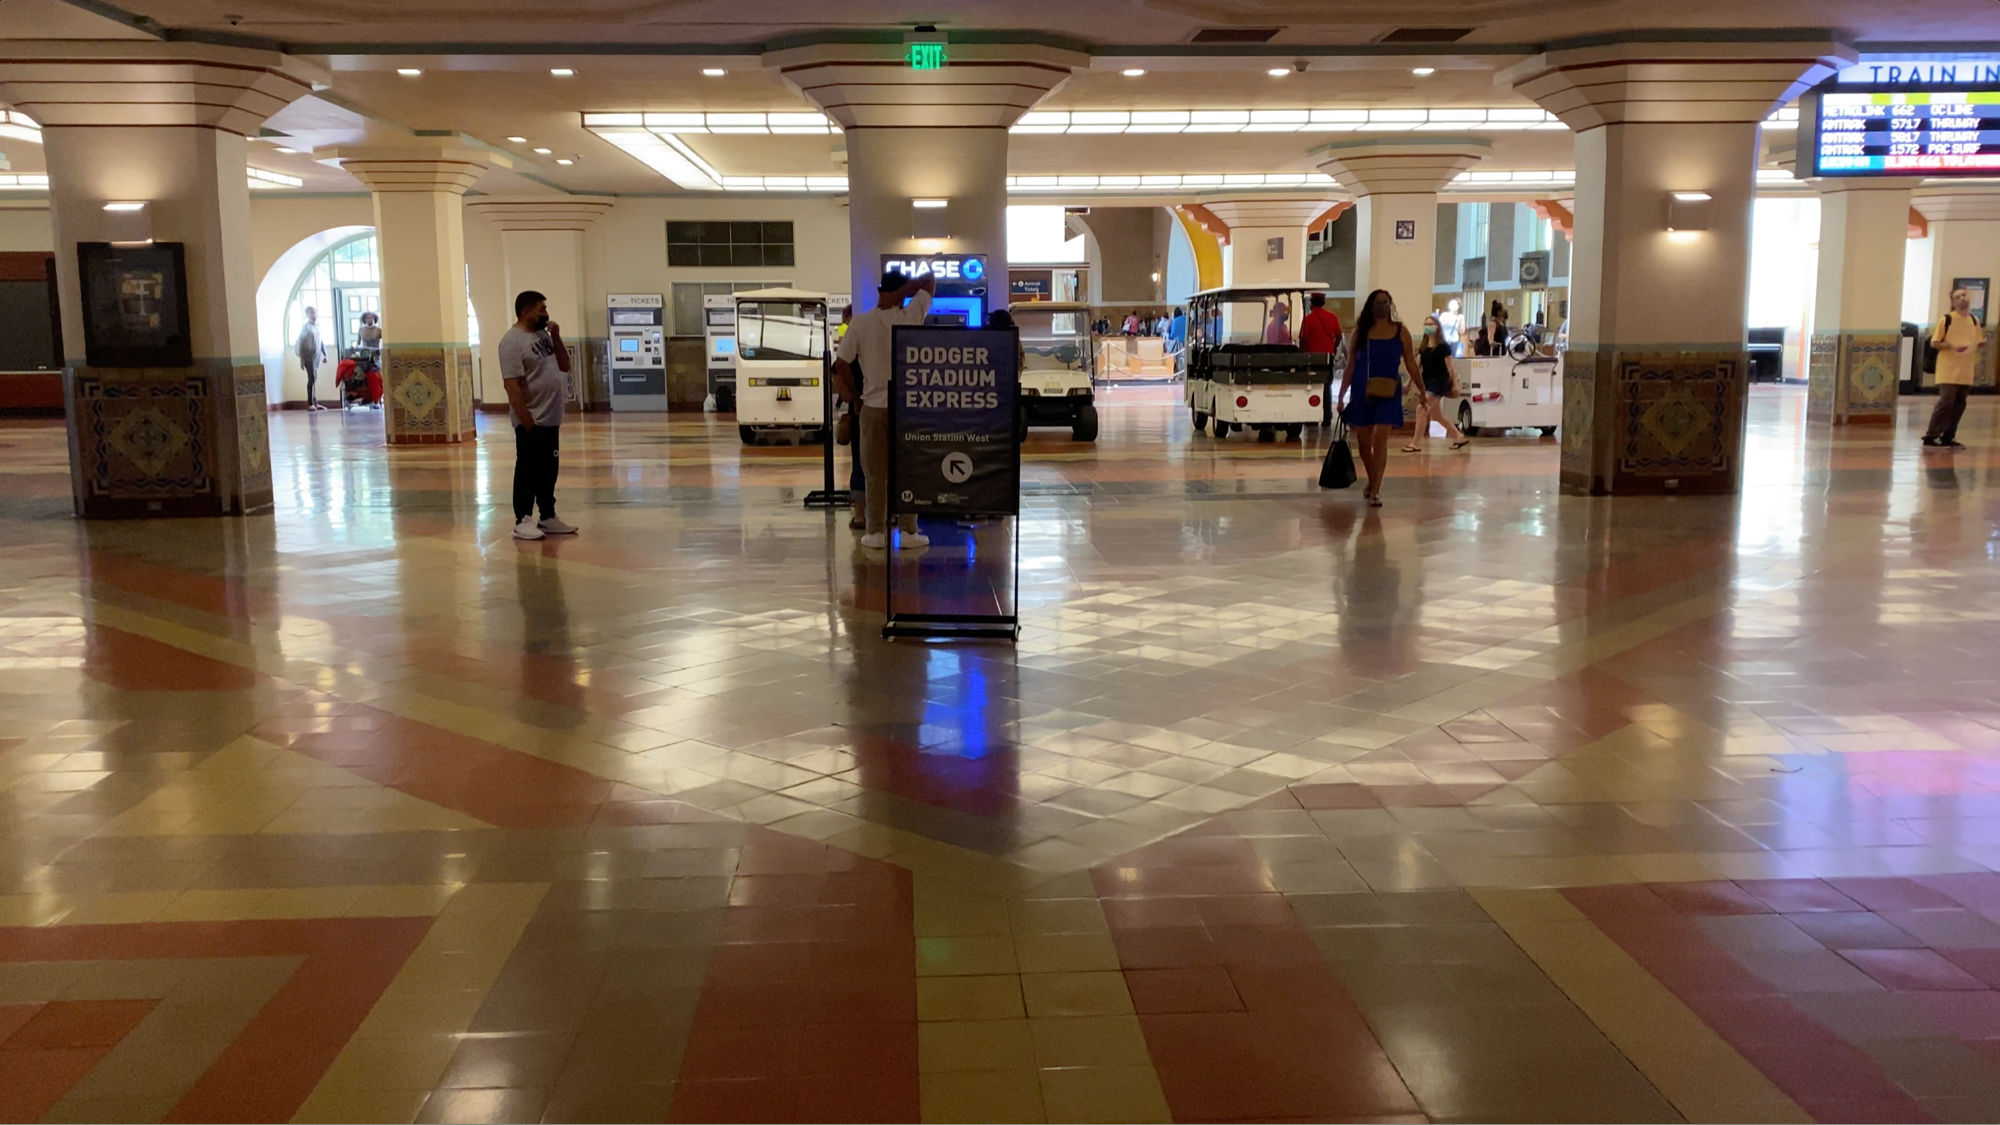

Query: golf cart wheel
[
  {"left": 1015, "top": 404, "right": 1029, "bottom": 444},
  {"left": 738, "top": 425, "right": 759, "bottom": 445},
  {"left": 1072, "top": 403, "right": 1099, "bottom": 443},
  {"left": 1256, "top": 425, "right": 1276, "bottom": 443},
  {"left": 1539, "top": 425, "right": 1557, "bottom": 437},
  {"left": 1284, "top": 423, "right": 1303, "bottom": 443},
  {"left": 1213, "top": 420, "right": 1232, "bottom": 439},
  {"left": 1457, "top": 402, "right": 1479, "bottom": 438},
  {"left": 1191, "top": 408, "right": 1208, "bottom": 433}
]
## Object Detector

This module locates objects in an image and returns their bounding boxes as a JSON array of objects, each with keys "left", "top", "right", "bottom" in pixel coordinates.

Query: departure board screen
[{"left": 1816, "top": 91, "right": 2000, "bottom": 175}]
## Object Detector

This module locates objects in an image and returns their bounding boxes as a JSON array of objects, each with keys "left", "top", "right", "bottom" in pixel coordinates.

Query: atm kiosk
[
  {"left": 881, "top": 253, "right": 988, "bottom": 328},
  {"left": 606, "top": 293, "right": 666, "bottom": 412},
  {"left": 701, "top": 294, "right": 738, "bottom": 412}
]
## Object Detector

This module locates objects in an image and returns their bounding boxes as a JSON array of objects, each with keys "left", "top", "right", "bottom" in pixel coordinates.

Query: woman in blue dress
[{"left": 1337, "top": 289, "right": 1420, "bottom": 508}]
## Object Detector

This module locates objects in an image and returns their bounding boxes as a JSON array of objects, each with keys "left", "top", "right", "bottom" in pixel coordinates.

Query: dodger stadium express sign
[{"left": 891, "top": 327, "right": 1019, "bottom": 516}]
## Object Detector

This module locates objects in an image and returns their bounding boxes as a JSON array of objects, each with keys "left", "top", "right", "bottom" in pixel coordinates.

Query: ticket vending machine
[
  {"left": 606, "top": 293, "right": 666, "bottom": 412},
  {"left": 702, "top": 294, "right": 738, "bottom": 412}
]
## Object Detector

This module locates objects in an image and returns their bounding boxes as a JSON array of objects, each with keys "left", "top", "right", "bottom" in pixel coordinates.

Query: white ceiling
[{"left": 1, "top": 0, "right": 1994, "bottom": 197}]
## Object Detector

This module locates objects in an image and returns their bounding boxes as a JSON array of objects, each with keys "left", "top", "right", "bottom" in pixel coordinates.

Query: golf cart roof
[
  {"left": 1189, "top": 283, "right": 1329, "bottom": 300},
  {"left": 734, "top": 288, "right": 828, "bottom": 302}
]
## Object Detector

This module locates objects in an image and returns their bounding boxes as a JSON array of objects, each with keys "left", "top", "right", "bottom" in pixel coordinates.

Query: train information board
[{"left": 1815, "top": 91, "right": 2000, "bottom": 175}]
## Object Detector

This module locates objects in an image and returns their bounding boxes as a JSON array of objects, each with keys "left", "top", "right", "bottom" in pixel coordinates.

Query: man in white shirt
[
  {"left": 296, "top": 308, "right": 325, "bottom": 411},
  {"left": 499, "top": 289, "right": 575, "bottom": 540},
  {"left": 835, "top": 269, "right": 935, "bottom": 551}
]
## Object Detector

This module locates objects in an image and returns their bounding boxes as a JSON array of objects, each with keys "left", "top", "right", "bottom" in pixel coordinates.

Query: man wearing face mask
[{"left": 500, "top": 290, "right": 575, "bottom": 541}]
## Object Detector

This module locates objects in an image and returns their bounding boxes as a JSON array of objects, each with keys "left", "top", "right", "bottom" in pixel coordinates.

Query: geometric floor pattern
[{"left": 0, "top": 385, "right": 1996, "bottom": 1121}]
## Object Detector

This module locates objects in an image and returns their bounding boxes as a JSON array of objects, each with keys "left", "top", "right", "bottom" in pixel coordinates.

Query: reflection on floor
[{"left": 0, "top": 386, "right": 1997, "bottom": 1122}]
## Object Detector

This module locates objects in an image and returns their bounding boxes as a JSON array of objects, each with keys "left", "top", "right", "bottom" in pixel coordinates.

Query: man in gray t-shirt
[{"left": 500, "top": 290, "right": 574, "bottom": 540}]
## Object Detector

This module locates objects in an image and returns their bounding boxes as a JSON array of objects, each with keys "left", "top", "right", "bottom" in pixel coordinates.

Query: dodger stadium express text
[{"left": 903, "top": 344, "right": 1002, "bottom": 410}]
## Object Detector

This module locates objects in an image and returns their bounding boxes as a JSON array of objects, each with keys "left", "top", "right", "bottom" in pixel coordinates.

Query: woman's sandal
[
  {"left": 1400, "top": 445, "right": 1422, "bottom": 453},
  {"left": 1449, "top": 439, "right": 1471, "bottom": 450}
]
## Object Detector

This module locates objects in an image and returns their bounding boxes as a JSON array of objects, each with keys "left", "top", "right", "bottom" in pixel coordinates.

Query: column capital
[
  {"left": 1194, "top": 196, "right": 1346, "bottom": 231},
  {"left": 764, "top": 41, "right": 1086, "bottom": 129},
  {"left": 1314, "top": 137, "right": 1491, "bottom": 196},
  {"left": 1501, "top": 39, "right": 1854, "bottom": 131},
  {"left": 466, "top": 196, "right": 615, "bottom": 231},
  {"left": 0, "top": 40, "right": 324, "bottom": 135},
  {"left": 331, "top": 144, "right": 490, "bottom": 195},
  {"left": 1913, "top": 188, "right": 2000, "bottom": 222}
]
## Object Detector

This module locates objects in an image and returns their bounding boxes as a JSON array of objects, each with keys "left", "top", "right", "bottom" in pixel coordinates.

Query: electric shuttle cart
[
  {"left": 1010, "top": 301, "right": 1098, "bottom": 442},
  {"left": 1185, "top": 283, "right": 1336, "bottom": 443},
  {"left": 733, "top": 288, "right": 831, "bottom": 445},
  {"left": 1452, "top": 338, "right": 1562, "bottom": 438}
]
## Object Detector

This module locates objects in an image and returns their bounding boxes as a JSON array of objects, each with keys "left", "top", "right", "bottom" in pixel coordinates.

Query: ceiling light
[
  {"left": 702, "top": 68, "right": 727, "bottom": 77},
  {"left": 911, "top": 198, "right": 947, "bottom": 208},
  {"left": 506, "top": 136, "right": 527, "bottom": 143},
  {"left": 102, "top": 201, "right": 146, "bottom": 212},
  {"left": 555, "top": 158, "right": 574, "bottom": 165},
  {"left": 1122, "top": 68, "right": 1146, "bottom": 77},
  {"left": 1411, "top": 67, "right": 1436, "bottom": 76},
  {"left": 550, "top": 68, "right": 574, "bottom": 77},
  {"left": 533, "top": 147, "right": 552, "bottom": 154},
  {"left": 1267, "top": 68, "right": 1289, "bottom": 77},
  {"left": 275, "top": 147, "right": 299, "bottom": 154},
  {"left": 397, "top": 68, "right": 422, "bottom": 77}
]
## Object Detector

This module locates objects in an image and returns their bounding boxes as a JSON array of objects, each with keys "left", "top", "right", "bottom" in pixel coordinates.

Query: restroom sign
[{"left": 1395, "top": 219, "right": 1417, "bottom": 241}]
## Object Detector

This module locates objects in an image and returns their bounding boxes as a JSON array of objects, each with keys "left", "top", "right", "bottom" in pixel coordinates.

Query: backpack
[{"left": 1924, "top": 313, "right": 1953, "bottom": 376}]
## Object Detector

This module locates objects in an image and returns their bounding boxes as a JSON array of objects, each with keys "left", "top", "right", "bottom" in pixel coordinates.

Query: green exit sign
[{"left": 906, "top": 41, "right": 947, "bottom": 70}]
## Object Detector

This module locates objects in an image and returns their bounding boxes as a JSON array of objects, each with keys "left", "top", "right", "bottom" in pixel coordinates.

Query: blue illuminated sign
[{"left": 1838, "top": 58, "right": 2000, "bottom": 86}]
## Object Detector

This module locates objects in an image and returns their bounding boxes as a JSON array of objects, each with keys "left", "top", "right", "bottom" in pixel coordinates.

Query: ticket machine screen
[{"left": 619, "top": 338, "right": 640, "bottom": 353}]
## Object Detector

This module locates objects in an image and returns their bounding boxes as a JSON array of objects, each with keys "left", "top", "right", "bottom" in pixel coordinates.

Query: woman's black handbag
[{"left": 1319, "top": 423, "right": 1357, "bottom": 489}]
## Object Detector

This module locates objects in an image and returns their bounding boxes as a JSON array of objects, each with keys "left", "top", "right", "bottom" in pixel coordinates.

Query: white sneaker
[
  {"left": 859, "top": 532, "right": 888, "bottom": 550},
  {"left": 898, "top": 530, "right": 930, "bottom": 549},
  {"left": 538, "top": 517, "right": 578, "bottom": 535},
  {"left": 512, "top": 516, "right": 545, "bottom": 540}
]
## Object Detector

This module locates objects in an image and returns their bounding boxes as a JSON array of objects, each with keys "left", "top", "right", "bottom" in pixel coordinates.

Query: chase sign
[{"left": 883, "top": 254, "right": 987, "bottom": 283}]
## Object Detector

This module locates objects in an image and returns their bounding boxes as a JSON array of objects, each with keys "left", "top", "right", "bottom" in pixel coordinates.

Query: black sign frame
[
  {"left": 882, "top": 323, "right": 1022, "bottom": 641},
  {"left": 76, "top": 241, "right": 193, "bottom": 368}
]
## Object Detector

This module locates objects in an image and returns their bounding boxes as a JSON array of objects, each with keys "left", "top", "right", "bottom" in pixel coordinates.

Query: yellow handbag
[{"left": 1366, "top": 376, "right": 1398, "bottom": 400}]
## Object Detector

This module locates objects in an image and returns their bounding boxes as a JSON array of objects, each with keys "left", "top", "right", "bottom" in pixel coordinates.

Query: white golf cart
[
  {"left": 1185, "top": 283, "right": 1336, "bottom": 443},
  {"left": 1451, "top": 335, "right": 1562, "bottom": 438},
  {"left": 1009, "top": 301, "right": 1098, "bottom": 442},
  {"left": 733, "top": 288, "right": 830, "bottom": 445}
]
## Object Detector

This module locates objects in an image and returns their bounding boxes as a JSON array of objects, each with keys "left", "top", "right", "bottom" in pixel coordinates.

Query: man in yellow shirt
[{"left": 1925, "top": 287, "right": 1983, "bottom": 449}]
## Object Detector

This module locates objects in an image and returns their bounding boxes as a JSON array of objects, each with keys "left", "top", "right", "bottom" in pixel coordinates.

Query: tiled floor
[{"left": 0, "top": 384, "right": 1997, "bottom": 1122}]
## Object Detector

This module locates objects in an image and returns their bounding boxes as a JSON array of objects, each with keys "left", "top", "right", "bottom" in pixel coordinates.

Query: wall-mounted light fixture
[
  {"left": 1666, "top": 191, "right": 1713, "bottom": 234},
  {"left": 911, "top": 197, "right": 950, "bottom": 239},
  {"left": 101, "top": 201, "right": 147, "bottom": 212}
]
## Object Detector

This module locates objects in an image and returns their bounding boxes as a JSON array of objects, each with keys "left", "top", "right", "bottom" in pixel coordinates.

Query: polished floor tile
[{"left": 0, "top": 387, "right": 1995, "bottom": 1120}]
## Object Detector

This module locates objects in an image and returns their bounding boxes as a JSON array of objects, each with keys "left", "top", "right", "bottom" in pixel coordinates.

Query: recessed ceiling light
[
  {"left": 533, "top": 147, "right": 552, "bottom": 155},
  {"left": 506, "top": 136, "right": 527, "bottom": 143},
  {"left": 702, "top": 68, "right": 727, "bottom": 77},
  {"left": 1122, "top": 68, "right": 1146, "bottom": 77},
  {"left": 1267, "top": 67, "right": 1289, "bottom": 77},
  {"left": 397, "top": 68, "right": 422, "bottom": 77},
  {"left": 549, "top": 68, "right": 574, "bottom": 77},
  {"left": 555, "top": 158, "right": 575, "bottom": 165},
  {"left": 1411, "top": 67, "right": 1437, "bottom": 76}
]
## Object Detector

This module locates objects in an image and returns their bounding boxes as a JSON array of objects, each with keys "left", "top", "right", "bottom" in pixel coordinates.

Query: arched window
[{"left": 284, "top": 232, "right": 480, "bottom": 358}]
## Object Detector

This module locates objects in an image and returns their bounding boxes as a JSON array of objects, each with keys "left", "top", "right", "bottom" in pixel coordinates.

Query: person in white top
[
  {"left": 835, "top": 269, "right": 935, "bottom": 551},
  {"left": 296, "top": 308, "right": 325, "bottom": 411}
]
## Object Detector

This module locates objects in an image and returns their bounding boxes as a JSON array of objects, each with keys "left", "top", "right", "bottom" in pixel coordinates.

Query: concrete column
[
  {"left": 334, "top": 144, "right": 490, "bottom": 444},
  {"left": 0, "top": 42, "right": 320, "bottom": 517},
  {"left": 1317, "top": 140, "right": 1489, "bottom": 319},
  {"left": 1809, "top": 179, "right": 1919, "bottom": 425},
  {"left": 1195, "top": 197, "right": 1344, "bottom": 288},
  {"left": 465, "top": 197, "right": 613, "bottom": 408},
  {"left": 1507, "top": 40, "right": 1852, "bottom": 494},
  {"left": 1912, "top": 190, "right": 2000, "bottom": 392},
  {"left": 767, "top": 42, "right": 1085, "bottom": 315}
]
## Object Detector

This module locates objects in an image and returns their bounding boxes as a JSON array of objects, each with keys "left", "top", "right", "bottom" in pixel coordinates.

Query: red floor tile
[
  {"left": 1841, "top": 948, "right": 1989, "bottom": 991},
  {"left": 3, "top": 998, "right": 157, "bottom": 1049}
]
